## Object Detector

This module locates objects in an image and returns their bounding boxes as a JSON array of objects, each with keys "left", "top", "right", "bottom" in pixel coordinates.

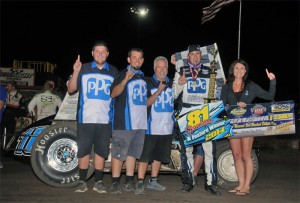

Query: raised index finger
[
  {"left": 265, "top": 68, "right": 269, "bottom": 75},
  {"left": 77, "top": 55, "right": 80, "bottom": 61},
  {"left": 182, "top": 69, "right": 186, "bottom": 77}
]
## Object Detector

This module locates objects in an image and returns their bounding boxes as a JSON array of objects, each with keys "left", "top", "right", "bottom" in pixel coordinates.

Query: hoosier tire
[
  {"left": 30, "top": 122, "right": 94, "bottom": 187},
  {"left": 216, "top": 140, "right": 259, "bottom": 190}
]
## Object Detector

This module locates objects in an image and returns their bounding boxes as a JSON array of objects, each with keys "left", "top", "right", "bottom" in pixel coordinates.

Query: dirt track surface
[{"left": 1, "top": 147, "right": 299, "bottom": 203}]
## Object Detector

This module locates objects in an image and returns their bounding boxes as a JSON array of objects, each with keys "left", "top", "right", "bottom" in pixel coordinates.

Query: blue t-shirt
[{"left": 0, "top": 85, "right": 7, "bottom": 122}]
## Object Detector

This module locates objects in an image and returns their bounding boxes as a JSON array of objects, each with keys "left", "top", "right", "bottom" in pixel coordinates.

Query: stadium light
[
  {"left": 130, "top": 7, "right": 149, "bottom": 46},
  {"left": 130, "top": 7, "right": 149, "bottom": 17}
]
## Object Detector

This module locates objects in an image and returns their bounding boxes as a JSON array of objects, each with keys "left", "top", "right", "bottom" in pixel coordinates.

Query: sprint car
[{"left": 3, "top": 93, "right": 261, "bottom": 189}]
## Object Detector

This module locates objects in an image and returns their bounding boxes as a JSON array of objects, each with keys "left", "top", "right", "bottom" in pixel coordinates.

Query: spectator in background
[
  {"left": 1, "top": 81, "right": 22, "bottom": 137},
  {"left": 0, "top": 84, "right": 7, "bottom": 169},
  {"left": 28, "top": 80, "right": 62, "bottom": 121}
]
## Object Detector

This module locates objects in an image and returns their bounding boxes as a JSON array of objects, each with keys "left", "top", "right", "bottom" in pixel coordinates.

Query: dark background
[{"left": 1, "top": 0, "right": 299, "bottom": 104}]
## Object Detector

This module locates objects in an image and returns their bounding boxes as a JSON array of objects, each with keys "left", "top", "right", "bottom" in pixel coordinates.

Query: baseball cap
[{"left": 188, "top": 44, "right": 201, "bottom": 53}]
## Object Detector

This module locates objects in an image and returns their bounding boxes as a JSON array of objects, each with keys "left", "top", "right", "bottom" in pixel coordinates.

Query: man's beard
[
  {"left": 131, "top": 65, "right": 141, "bottom": 70},
  {"left": 95, "top": 59, "right": 105, "bottom": 66}
]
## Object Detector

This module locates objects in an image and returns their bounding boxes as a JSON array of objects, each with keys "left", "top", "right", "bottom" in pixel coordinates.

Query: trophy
[{"left": 204, "top": 47, "right": 219, "bottom": 103}]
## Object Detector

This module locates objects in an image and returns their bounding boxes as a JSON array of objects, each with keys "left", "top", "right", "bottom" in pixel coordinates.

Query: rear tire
[{"left": 30, "top": 122, "right": 94, "bottom": 187}]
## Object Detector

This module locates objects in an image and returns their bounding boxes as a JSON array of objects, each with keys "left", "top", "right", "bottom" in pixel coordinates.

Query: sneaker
[
  {"left": 123, "top": 180, "right": 135, "bottom": 192},
  {"left": 135, "top": 180, "right": 145, "bottom": 195},
  {"left": 146, "top": 179, "right": 166, "bottom": 191},
  {"left": 74, "top": 181, "right": 88, "bottom": 193},
  {"left": 181, "top": 184, "right": 193, "bottom": 192},
  {"left": 205, "top": 184, "right": 221, "bottom": 196},
  {"left": 0, "top": 161, "right": 3, "bottom": 169},
  {"left": 110, "top": 182, "right": 122, "bottom": 194},
  {"left": 93, "top": 180, "right": 107, "bottom": 193}
]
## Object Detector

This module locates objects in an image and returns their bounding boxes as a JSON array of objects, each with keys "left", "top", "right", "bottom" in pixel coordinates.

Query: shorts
[
  {"left": 111, "top": 129, "right": 145, "bottom": 161},
  {"left": 193, "top": 144, "right": 204, "bottom": 156},
  {"left": 139, "top": 134, "right": 173, "bottom": 163},
  {"left": 77, "top": 123, "right": 112, "bottom": 158}
]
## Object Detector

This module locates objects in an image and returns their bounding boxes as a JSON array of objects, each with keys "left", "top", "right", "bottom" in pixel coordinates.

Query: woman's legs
[
  {"left": 229, "top": 138, "right": 244, "bottom": 191},
  {"left": 239, "top": 137, "right": 254, "bottom": 193}
]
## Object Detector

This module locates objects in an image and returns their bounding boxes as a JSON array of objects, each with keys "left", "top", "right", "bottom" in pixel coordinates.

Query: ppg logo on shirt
[
  {"left": 187, "top": 78, "right": 207, "bottom": 93},
  {"left": 154, "top": 89, "right": 173, "bottom": 112},
  {"left": 132, "top": 84, "right": 147, "bottom": 105},
  {"left": 86, "top": 76, "right": 113, "bottom": 100}
]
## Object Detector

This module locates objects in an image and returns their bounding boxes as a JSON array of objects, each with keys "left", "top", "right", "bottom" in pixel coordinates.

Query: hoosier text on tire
[{"left": 30, "top": 122, "right": 94, "bottom": 187}]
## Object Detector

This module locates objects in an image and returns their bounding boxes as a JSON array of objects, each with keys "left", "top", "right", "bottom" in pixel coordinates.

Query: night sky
[{"left": 1, "top": 0, "right": 299, "bottom": 104}]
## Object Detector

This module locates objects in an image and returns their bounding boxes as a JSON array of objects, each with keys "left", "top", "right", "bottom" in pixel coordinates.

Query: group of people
[
  {"left": 0, "top": 81, "right": 24, "bottom": 169},
  {"left": 0, "top": 80, "right": 63, "bottom": 169},
  {"left": 1, "top": 81, "right": 24, "bottom": 137},
  {"left": 67, "top": 40, "right": 276, "bottom": 197}
]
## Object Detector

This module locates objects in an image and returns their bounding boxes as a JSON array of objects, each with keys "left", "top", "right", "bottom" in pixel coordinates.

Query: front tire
[
  {"left": 30, "top": 122, "right": 94, "bottom": 187},
  {"left": 216, "top": 140, "right": 259, "bottom": 190}
]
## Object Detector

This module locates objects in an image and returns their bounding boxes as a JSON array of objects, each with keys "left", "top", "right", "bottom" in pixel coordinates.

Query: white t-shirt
[{"left": 28, "top": 90, "right": 62, "bottom": 120}]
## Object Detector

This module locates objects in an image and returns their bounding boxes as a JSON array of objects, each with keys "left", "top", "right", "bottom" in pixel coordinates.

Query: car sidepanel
[{"left": 14, "top": 126, "right": 48, "bottom": 156}]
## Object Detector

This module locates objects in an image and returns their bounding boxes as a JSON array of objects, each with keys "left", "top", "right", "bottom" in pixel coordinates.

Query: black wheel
[
  {"left": 30, "top": 122, "right": 94, "bottom": 187},
  {"left": 216, "top": 139, "right": 259, "bottom": 190}
]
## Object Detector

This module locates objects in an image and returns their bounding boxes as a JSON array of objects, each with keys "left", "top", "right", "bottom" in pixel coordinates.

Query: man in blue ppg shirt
[
  {"left": 68, "top": 40, "right": 119, "bottom": 193},
  {"left": 135, "top": 56, "right": 174, "bottom": 195},
  {"left": 110, "top": 48, "right": 147, "bottom": 194}
]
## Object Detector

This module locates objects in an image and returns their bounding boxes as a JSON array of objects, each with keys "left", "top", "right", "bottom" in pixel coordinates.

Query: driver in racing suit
[{"left": 172, "top": 44, "right": 222, "bottom": 196}]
